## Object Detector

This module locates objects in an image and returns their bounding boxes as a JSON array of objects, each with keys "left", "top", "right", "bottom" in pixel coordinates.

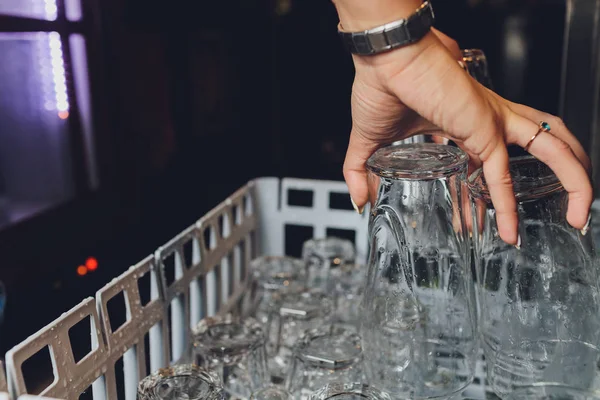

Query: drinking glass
[
  {"left": 266, "top": 289, "right": 334, "bottom": 379},
  {"left": 192, "top": 314, "right": 269, "bottom": 399},
  {"left": 286, "top": 326, "right": 364, "bottom": 399},
  {"left": 302, "top": 237, "right": 355, "bottom": 290},
  {"left": 460, "top": 49, "right": 493, "bottom": 89},
  {"left": 250, "top": 387, "right": 293, "bottom": 400},
  {"left": 329, "top": 263, "right": 364, "bottom": 329},
  {"left": 243, "top": 256, "right": 307, "bottom": 324},
  {"left": 362, "top": 142, "right": 479, "bottom": 399},
  {"left": 138, "top": 364, "right": 225, "bottom": 400},
  {"left": 469, "top": 156, "right": 600, "bottom": 398},
  {"left": 505, "top": 385, "right": 600, "bottom": 400},
  {"left": 309, "top": 383, "right": 391, "bottom": 400}
]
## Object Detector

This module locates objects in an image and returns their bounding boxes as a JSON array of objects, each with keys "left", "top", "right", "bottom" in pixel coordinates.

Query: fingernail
[
  {"left": 581, "top": 213, "right": 592, "bottom": 236},
  {"left": 514, "top": 234, "right": 522, "bottom": 250},
  {"left": 350, "top": 197, "right": 364, "bottom": 215}
]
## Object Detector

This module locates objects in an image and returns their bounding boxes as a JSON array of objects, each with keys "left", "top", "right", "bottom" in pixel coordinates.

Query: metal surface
[{"left": 338, "top": 1, "right": 434, "bottom": 56}]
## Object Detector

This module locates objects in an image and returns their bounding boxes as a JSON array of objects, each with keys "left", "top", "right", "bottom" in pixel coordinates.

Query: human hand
[{"left": 335, "top": 4, "right": 592, "bottom": 245}]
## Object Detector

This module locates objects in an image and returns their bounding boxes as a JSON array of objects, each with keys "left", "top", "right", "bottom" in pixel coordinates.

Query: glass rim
[
  {"left": 192, "top": 314, "right": 266, "bottom": 355},
  {"left": 271, "top": 289, "right": 333, "bottom": 319},
  {"left": 249, "top": 255, "right": 306, "bottom": 289},
  {"left": 294, "top": 326, "right": 362, "bottom": 368},
  {"left": 302, "top": 237, "right": 356, "bottom": 262},
  {"left": 309, "top": 383, "right": 391, "bottom": 400},
  {"left": 138, "top": 364, "right": 224, "bottom": 400},
  {"left": 461, "top": 48, "right": 487, "bottom": 61},
  {"left": 468, "top": 155, "right": 563, "bottom": 202},
  {"left": 366, "top": 142, "right": 468, "bottom": 180},
  {"left": 250, "top": 386, "right": 293, "bottom": 400}
]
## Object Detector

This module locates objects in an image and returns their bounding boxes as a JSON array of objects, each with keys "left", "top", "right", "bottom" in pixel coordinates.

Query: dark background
[{"left": 0, "top": 0, "right": 566, "bottom": 355}]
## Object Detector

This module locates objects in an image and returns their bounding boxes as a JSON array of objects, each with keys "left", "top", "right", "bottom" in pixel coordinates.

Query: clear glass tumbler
[
  {"left": 192, "top": 314, "right": 270, "bottom": 399},
  {"left": 243, "top": 256, "right": 307, "bottom": 324},
  {"left": 469, "top": 156, "right": 600, "bottom": 398},
  {"left": 266, "top": 289, "right": 334, "bottom": 379},
  {"left": 329, "top": 263, "right": 365, "bottom": 330},
  {"left": 309, "top": 383, "right": 391, "bottom": 400},
  {"left": 460, "top": 49, "right": 493, "bottom": 89},
  {"left": 505, "top": 385, "right": 600, "bottom": 400},
  {"left": 286, "top": 326, "right": 364, "bottom": 399},
  {"left": 302, "top": 237, "right": 355, "bottom": 290},
  {"left": 362, "top": 142, "right": 479, "bottom": 399},
  {"left": 250, "top": 386, "right": 293, "bottom": 400},
  {"left": 138, "top": 364, "right": 225, "bottom": 400}
]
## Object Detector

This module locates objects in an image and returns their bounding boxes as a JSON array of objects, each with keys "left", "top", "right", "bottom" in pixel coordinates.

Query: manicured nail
[
  {"left": 350, "top": 197, "right": 364, "bottom": 215},
  {"left": 581, "top": 213, "right": 592, "bottom": 236},
  {"left": 514, "top": 234, "right": 522, "bottom": 250}
]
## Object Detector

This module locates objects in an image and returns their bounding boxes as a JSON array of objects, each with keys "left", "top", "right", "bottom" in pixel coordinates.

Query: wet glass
[
  {"left": 302, "top": 237, "right": 355, "bottom": 290},
  {"left": 309, "top": 383, "right": 391, "bottom": 400},
  {"left": 266, "top": 289, "right": 334, "bottom": 380},
  {"left": 286, "top": 326, "right": 363, "bottom": 400},
  {"left": 138, "top": 364, "right": 225, "bottom": 400},
  {"left": 329, "top": 263, "right": 364, "bottom": 330},
  {"left": 505, "top": 385, "right": 600, "bottom": 400},
  {"left": 192, "top": 315, "right": 269, "bottom": 399},
  {"left": 460, "top": 49, "right": 494, "bottom": 89},
  {"left": 362, "top": 142, "right": 479, "bottom": 399},
  {"left": 250, "top": 386, "right": 293, "bottom": 400},
  {"left": 243, "top": 256, "right": 307, "bottom": 324},
  {"left": 469, "top": 156, "right": 600, "bottom": 398}
]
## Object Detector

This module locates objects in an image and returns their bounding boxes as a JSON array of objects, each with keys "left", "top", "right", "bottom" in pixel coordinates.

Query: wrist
[{"left": 333, "top": 0, "right": 423, "bottom": 31}]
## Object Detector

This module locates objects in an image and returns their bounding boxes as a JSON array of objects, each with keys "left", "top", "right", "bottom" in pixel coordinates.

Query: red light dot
[
  {"left": 58, "top": 111, "right": 69, "bottom": 120},
  {"left": 86, "top": 257, "right": 98, "bottom": 271},
  {"left": 77, "top": 265, "right": 88, "bottom": 276}
]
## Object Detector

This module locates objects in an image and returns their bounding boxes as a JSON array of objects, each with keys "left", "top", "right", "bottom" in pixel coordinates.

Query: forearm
[{"left": 332, "top": 0, "right": 423, "bottom": 31}]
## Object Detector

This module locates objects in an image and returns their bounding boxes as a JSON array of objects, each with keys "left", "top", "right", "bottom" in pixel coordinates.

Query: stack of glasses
[{"left": 137, "top": 49, "right": 600, "bottom": 400}]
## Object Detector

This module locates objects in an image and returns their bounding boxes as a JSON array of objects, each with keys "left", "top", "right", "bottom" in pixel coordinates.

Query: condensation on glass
[
  {"left": 250, "top": 386, "right": 292, "bottom": 400},
  {"left": 0, "top": 32, "right": 75, "bottom": 228},
  {"left": 469, "top": 156, "right": 600, "bottom": 398},
  {"left": 137, "top": 364, "right": 225, "bottom": 400},
  {"left": 329, "top": 263, "right": 364, "bottom": 329},
  {"left": 286, "top": 326, "right": 363, "bottom": 400},
  {"left": 301, "top": 237, "right": 355, "bottom": 290},
  {"left": 505, "top": 385, "right": 600, "bottom": 400},
  {"left": 242, "top": 256, "right": 307, "bottom": 324},
  {"left": 266, "top": 289, "right": 333, "bottom": 380},
  {"left": 309, "top": 383, "right": 391, "bottom": 400},
  {"left": 192, "top": 314, "right": 269, "bottom": 399},
  {"left": 363, "top": 141, "right": 478, "bottom": 399}
]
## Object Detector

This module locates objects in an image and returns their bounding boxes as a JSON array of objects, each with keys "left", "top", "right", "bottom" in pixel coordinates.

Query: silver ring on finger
[{"left": 524, "top": 121, "right": 551, "bottom": 152}]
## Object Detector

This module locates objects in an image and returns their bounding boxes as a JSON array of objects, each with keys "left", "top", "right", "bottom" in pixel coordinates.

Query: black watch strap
[{"left": 338, "top": 1, "right": 435, "bottom": 56}]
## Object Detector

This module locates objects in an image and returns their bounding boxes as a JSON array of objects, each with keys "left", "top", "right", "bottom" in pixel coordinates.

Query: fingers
[
  {"left": 505, "top": 103, "right": 591, "bottom": 173},
  {"left": 480, "top": 142, "right": 519, "bottom": 245},
  {"left": 506, "top": 113, "right": 593, "bottom": 229},
  {"left": 343, "top": 130, "right": 379, "bottom": 213}
]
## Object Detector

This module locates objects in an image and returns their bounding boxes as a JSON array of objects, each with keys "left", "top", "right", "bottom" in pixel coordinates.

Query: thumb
[{"left": 343, "top": 130, "right": 378, "bottom": 214}]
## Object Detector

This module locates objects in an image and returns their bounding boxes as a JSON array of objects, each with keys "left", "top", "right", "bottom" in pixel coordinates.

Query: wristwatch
[{"left": 338, "top": 1, "right": 435, "bottom": 56}]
